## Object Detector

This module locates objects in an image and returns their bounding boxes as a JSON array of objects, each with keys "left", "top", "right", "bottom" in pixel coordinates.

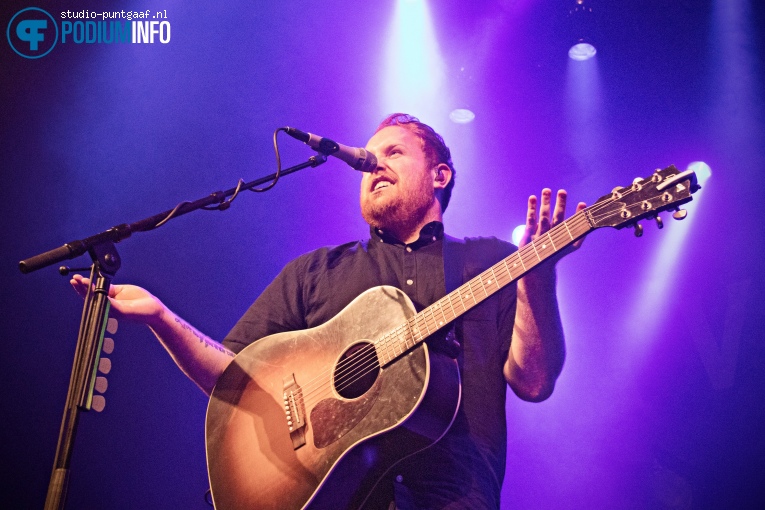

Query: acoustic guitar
[{"left": 206, "top": 166, "right": 700, "bottom": 509}]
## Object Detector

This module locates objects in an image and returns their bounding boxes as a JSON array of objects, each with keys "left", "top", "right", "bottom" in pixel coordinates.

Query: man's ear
[{"left": 433, "top": 163, "right": 452, "bottom": 190}]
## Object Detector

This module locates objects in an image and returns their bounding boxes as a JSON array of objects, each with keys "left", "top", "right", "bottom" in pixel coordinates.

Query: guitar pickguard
[{"left": 311, "top": 376, "right": 382, "bottom": 449}]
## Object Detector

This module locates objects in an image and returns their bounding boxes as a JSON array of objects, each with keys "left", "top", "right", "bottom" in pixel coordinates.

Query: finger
[
  {"left": 538, "top": 188, "right": 552, "bottom": 233},
  {"left": 70, "top": 274, "right": 91, "bottom": 299},
  {"left": 552, "top": 189, "right": 568, "bottom": 225},
  {"left": 572, "top": 202, "right": 587, "bottom": 248},
  {"left": 521, "top": 194, "right": 538, "bottom": 245}
]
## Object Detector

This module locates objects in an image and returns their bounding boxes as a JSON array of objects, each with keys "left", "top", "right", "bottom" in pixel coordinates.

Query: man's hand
[
  {"left": 71, "top": 274, "right": 233, "bottom": 396},
  {"left": 505, "top": 189, "right": 586, "bottom": 401},
  {"left": 71, "top": 274, "right": 165, "bottom": 327},
  {"left": 519, "top": 189, "right": 586, "bottom": 261}
]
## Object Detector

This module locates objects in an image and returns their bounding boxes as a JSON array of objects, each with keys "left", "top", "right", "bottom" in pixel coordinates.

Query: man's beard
[{"left": 361, "top": 179, "right": 436, "bottom": 236}]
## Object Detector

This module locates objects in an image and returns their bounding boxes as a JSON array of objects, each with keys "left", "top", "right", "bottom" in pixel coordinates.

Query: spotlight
[
  {"left": 687, "top": 161, "right": 711, "bottom": 184},
  {"left": 569, "top": 42, "right": 597, "bottom": 61},
  {"left": 568, "top": 0, "right": 598, "bottom": 60},
  {"left": 512, "top": 224, "right": 525, "bottom": 246},
  {"left": 449, "top": 109, "right": 475, "bottom": 124}
]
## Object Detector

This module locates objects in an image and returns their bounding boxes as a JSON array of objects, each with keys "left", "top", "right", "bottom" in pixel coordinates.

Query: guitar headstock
[{"left": 586, "top": 165, "right": 701, "bottom": 235}]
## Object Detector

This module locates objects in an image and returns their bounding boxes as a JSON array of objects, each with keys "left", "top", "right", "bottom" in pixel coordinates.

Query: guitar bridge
[{"left": 283, "top": 374, "right": 307, "bottom": 450}]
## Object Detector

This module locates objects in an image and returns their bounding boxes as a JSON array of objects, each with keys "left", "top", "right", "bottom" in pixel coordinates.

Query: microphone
[{"left": 284, "top": 127, "right": 378, "bottom": 172}]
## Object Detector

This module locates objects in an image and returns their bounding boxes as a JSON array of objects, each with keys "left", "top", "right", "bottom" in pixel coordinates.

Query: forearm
[
  {"left": 147, "top": 307, "right": 235, "bottom": 396},
  {"left": 504, "top": 267, "right": 566, "bottom": 402}
]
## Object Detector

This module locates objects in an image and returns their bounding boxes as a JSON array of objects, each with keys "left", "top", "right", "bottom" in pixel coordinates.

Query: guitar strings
[
  {"left": 336, "top": 187, "right": 676, "bottom": 397},
  {"left": 292, "top": 212, "right": 587, "bottom": 408},
  {"left": 292, "top": 210, "right": 595, "bottom": 408},
  {"left": 288, "top": 181, "right": 677, "bottom": 410},
  {"left": 293, "top": 210, "right": 595, "bottom": 408}
]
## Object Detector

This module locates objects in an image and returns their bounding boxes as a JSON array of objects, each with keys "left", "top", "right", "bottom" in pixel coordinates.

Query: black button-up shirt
[{"left": 225, "top": 223, "right": 517, "bottom": 509}]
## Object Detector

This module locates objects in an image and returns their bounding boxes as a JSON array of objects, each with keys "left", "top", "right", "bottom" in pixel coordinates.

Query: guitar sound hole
[{"left": 334, "top": 342, "right": 380, "bottom": 399}]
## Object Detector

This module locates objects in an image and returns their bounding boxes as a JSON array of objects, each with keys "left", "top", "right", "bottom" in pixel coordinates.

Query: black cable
[
  {"left": 154, "top": 127, "right": 288, "bottom": 227},
  {"left": 247, "top": 127, "right": 285, "bottom": 193}
]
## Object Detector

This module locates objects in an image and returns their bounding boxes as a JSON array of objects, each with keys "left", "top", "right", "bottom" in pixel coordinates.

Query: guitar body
[{"left": 206, "top": 285, "right": 461, "bottom": 510}]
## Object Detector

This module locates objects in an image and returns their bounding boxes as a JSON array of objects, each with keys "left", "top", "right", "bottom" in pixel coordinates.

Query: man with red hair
[{"left": 73, "top": 113, "right": 584, "bottom": 509}]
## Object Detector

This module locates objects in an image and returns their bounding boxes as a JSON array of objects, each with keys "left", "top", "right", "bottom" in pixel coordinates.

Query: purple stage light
[
  {"left": 687, "top": 161, "right": 711, "bottom": 184},
  {"left": 569, "top": 42, "right": 597, "bottom": 61},
  {"left": 449, "top": 108, "right": 475, "bottom": 124},
  {"left": 512, "top": 224, "right": 525, "bottom": 246}
]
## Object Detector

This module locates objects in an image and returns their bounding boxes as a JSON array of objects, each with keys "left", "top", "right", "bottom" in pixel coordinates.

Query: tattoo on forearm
[{"left": 174, "top": 317, "right": 235, "bottom": 357}]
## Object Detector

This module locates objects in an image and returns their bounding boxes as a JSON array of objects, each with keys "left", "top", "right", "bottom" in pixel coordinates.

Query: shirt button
[
  {"left": 395, "top": 475, "right": 404, "bottom": 483},
  {"left": 406, "top": 246, "right": 412, "bottom": 253},
  {"left": 406, "top": 279, "right": 413, "bottom": 285}
]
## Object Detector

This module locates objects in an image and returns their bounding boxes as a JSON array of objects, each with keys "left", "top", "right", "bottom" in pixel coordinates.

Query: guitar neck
[{"left": 375, "top": 209, "right": 594, "bottom": 366}]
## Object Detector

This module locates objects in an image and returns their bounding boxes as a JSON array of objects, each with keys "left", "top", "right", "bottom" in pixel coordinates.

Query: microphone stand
[{"left": 21, "top": 153, "right": 328, "bottom": 510}]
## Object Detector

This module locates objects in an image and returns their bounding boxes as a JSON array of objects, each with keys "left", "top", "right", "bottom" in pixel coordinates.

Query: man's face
[{"left": 360, "top": 125, "right": 437, "bottom": 231}]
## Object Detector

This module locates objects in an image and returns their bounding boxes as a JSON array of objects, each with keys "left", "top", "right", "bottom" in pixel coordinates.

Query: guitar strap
[
  {"left": 442, "top": 234, "right": 466, "bottom": 296},
  {"left": 432, "top": 234, "right": 468, "bottom": 359}
]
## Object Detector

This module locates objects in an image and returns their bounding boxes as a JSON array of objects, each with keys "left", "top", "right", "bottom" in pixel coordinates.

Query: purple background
[{"left": 2, "top": 0, "right": 764, "bottom": 508}]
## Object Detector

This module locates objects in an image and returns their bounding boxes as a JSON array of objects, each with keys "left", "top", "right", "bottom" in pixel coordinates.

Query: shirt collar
[{"left": 370, "top": 221, "right": 444, "bottom": 249}]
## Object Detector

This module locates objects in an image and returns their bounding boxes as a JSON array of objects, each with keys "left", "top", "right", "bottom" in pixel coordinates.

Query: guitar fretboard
[{"left": 374, "top": 210, "right": 594, "bottom": 366}]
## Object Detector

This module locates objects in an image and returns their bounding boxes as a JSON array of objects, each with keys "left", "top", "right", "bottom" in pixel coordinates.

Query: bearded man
[{"left": 73, "top": 113, "right": 584, "bottom": 509}]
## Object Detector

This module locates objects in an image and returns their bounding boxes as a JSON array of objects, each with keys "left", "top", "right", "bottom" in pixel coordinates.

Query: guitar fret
[
  {"left": 432, "top": 301, "right": 447, "bottom": 328},
  {"left": 534, "top": 233, "right": 554, "bottom": 260},
  {"left": 386, "top": 331, "right": 396, "bottom": 360},
  {"left": 551, "top": 228, "right": 568, "bottom": 248},
  {"left": 503, "top": 258, "right": 512, "bottom": 280},
  {"left": 411, "top": 318, "right": 423, "bottom": 343},
  {"left": 490, "top": 266, "right": 501, "bottom": 289},
  {"left": 563, "top": 217, "right": 574, "bottom": 239},
  {"left": 423, "top": 307, "right": 436, "bottom": 333},
  {"left": 531, "top": 242, "right": 541, "bottom": 261},
  {"left": 446, "top": 295, "right": 457, "bottom": 322},
  {"left": 377, "top": 334, "right": 385, "bottom": 364},
  {"left": 399, "top": 326, "right": 408, "bottom": 354},
  {"left": 520, "top": 249, "right": 534, "bottom": 270},
  {"left": 379, "top": 333, "right": 391, "bottom": 364},
  {"left": 465, "top": 286, "right": 476, "bottom": 305},
  {"left": 478, "top": 275, "right": 489, "bottom": 297},
  {"left": 420, "top": 313, "right": 432, "bottom": 336},
  {"left": 438, "top": 298, "right": 453, "bottom": 323}
]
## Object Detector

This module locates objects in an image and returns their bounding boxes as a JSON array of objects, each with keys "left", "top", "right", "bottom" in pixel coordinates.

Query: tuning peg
[
  {"left": 672, "top": 209, "right": 688, "bottom": 220},
  {"left": 655, "top": 216, "right": 664, "bottom": 229},
  {"left": 634, "top": 223, "right": 644, "bottom": 237}
]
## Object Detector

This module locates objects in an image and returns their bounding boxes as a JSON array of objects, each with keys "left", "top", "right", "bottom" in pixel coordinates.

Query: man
[{"left": 72, "top": 113, "right": 585, "bottom": 509}]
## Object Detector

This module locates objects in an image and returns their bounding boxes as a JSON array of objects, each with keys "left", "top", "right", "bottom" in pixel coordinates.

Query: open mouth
[{"left": 371, "top": 176, "right": 395, "bottom": 192}]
